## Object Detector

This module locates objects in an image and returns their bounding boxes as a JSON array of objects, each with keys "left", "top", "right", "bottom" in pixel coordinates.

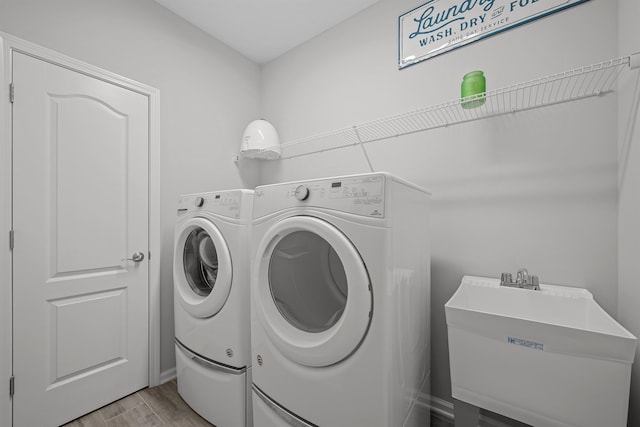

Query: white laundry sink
[{"left": 445, "top": 275, "right": 637, "bottom": 427}]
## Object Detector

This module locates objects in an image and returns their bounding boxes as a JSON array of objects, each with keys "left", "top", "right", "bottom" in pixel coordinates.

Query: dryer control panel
[{"left": 255, "top": 174, "right": 386, "bottom": 218}]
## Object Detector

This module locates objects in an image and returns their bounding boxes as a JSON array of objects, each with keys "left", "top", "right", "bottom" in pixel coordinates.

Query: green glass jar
[{"left": 461, "top": 70, "right": 486, "bottom": 109}]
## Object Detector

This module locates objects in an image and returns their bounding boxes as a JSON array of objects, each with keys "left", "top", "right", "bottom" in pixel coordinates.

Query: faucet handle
[
  {"left": 500, "top": 272, "right": 513, "bottom": 285},
  {"left": 530, "top": 275, "right": 540, "bottom": 290}
]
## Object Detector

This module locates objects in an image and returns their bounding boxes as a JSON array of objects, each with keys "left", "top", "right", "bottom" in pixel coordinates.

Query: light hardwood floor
[
  {"left": 62, "top": 379, "right": 455, "bottom": 427},
  {"left": 61, "top": 380, "right": 214, "bottom": 427}
]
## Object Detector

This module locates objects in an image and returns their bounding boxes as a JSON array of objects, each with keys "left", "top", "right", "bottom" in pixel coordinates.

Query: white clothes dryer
[
  {"left": 174, "top": 190, "right": 253, "bottom": 427},
  {"left": 250, "top": 173, "right": 431, "bottom": 427}
]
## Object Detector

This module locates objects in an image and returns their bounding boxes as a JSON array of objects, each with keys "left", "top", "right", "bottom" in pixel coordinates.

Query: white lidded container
[
  {"left": 445, "top": 275, "right": 637, "bottom": 427},
  {"left": 240, "top": 119, "right": 281, "bottom": 159}
]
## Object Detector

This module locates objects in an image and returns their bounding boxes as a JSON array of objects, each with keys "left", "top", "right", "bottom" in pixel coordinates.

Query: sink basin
[{"left": 445, "top": 275, "right": 637, "bottom": 427}]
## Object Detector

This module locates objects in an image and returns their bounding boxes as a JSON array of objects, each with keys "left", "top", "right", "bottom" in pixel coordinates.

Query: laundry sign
[{"left": 398, "top": 0, "right": 589, "bottom": 68}]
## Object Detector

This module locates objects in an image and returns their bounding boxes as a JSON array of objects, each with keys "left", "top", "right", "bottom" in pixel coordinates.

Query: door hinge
[
  {"left": 9, "top": 376, "right": 14, "bottom": 399},
  {"left": 9, "top": 230, "right": 14, "bottom": 251},
  {"left": 9, "top": 83, "right": 14, "bottom": 104}
]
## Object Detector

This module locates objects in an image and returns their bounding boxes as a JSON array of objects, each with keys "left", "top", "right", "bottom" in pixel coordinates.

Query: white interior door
[{"left": 12, "top": 51, "right": 149, "bottom": 427}]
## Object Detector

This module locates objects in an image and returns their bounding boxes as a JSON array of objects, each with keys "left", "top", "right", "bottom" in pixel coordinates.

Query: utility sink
[{"left": 445, "top": 275, "right": 637, "bottom": 427}]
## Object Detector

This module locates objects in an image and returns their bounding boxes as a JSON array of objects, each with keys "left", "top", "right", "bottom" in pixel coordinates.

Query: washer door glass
[
  {"left": 174, "top": 217, "right": 232, "bottom": 318},
  {"left": 269, "top": 231, "right": 348, "bottom": 333},
  {"left": 254, "top": 216, "right": 372, "bottom": 367},
  {"left": 183, "top": 228, "right": 219, "bottom": 296}
]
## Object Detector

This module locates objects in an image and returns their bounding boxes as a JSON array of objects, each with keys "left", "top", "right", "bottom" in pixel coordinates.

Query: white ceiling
[{"left": 153, "top": 0, "right": 382, "bottom": 64}]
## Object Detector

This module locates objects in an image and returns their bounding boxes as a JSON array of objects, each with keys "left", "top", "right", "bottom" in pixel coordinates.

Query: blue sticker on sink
[{"left": 508, "top": 337, "right": 543, "bottom": 351}]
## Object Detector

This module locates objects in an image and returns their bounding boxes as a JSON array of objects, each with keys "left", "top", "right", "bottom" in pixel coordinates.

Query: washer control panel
[
  {"left": 294, "top": 185, "right": 310, "bottom": 201},
  {"left": 177, "top": 191, "right": 245, "bottom": 218}
]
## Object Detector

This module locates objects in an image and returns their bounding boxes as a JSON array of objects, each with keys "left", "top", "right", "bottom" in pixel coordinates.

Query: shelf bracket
[
  {"left": 353, "top": 126, "right": 374, "bottom": 173},
  {"left": 630, "top": 52, "right": 640, "bottom": 70}
]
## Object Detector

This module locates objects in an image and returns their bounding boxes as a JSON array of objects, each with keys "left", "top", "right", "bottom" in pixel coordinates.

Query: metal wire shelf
[{"left": 246, "top": 54, "right": 637, "bottom": 160}]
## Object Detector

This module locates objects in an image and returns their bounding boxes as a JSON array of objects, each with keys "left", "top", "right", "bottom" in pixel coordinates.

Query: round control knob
[
  {"left": 194, "top": 196, "right": 205, "bottom": 207},
  {"left": 294, "top": 185, "right": 310, "bottom": 201}
]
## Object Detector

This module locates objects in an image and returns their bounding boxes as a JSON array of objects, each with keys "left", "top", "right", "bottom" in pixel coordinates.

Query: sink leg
[{"left": 453, "top": 399, "right": 479, "bottom": 427}]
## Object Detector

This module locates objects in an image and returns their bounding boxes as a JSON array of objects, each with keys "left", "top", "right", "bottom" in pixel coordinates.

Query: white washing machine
[
  {"left": 250, "top": 173, "right": 431, "bottom": 427},
  {"left": 174, "top": 189, "right": 253, "bottom": 427}
]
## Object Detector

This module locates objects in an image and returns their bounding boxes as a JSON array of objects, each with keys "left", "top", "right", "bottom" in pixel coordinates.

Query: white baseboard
[
  {"left": 415, "top": 389, "right": 455, "bottom": 420},
  {"left": 428, "top": 395, "right": 456, "bottom": 420},
  {"left": 416, "top": 391, "right": 514, "bottom": 427},
  {"left": 159, "top": 366, "right": 176, "bottom": 384}
]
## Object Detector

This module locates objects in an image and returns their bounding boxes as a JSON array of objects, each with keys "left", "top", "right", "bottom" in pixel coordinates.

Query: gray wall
[
  {"left": 618, "top": 0, "right": 640, "bottom": 425},
  {"left": 0, "top": 0, "right": 262, "bottom": 375},
  {"left": 260, "top": 0, "right": 621, "bottom": 409}
]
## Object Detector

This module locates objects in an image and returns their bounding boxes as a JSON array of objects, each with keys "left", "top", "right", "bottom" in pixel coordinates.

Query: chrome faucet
[{"left": 500, "top": 268, "right": 540, "bottom": 290}]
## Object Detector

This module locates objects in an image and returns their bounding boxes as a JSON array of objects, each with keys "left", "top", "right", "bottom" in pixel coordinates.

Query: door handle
[{"left": 122, "top": 251, "right": 145, "bottom": 262}]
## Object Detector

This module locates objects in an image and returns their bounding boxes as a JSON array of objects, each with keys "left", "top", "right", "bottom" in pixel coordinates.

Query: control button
[
  {"left": 294, "top": 185, "right": 310, "bottom": 201},
  {"left": 194, "top": 196, "right": 205, "bottom": 207}
]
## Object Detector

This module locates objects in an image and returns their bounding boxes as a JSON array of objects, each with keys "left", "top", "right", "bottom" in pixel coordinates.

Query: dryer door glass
[
  {"left": 269, "top": 231, "right": 348, "bottom": 333},
  {"left": 183, "top": 227, "right": 219, "bottom": 296},
  {"left": 254, "top": 215, "right": 372, "bottom": 367}
]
